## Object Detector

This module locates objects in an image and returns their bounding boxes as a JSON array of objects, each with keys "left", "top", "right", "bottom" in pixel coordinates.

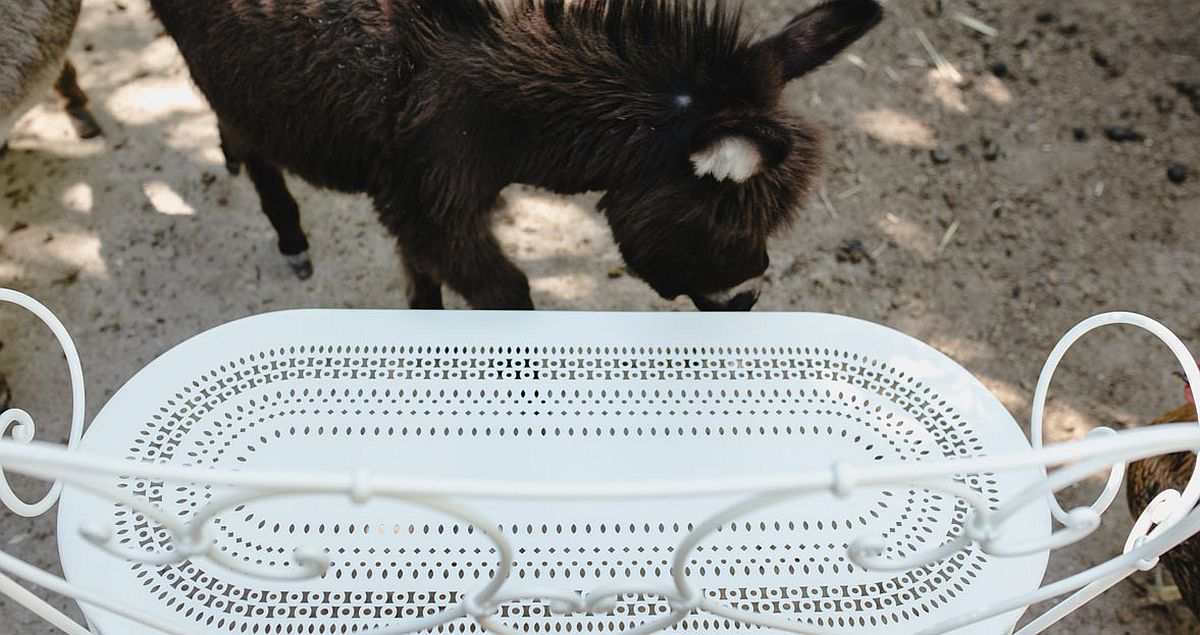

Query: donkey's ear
[
  {"left": 754, "top": 0, "right": 883, "bottom": 82},
  {"left": 690, "top": 136, "right": 764, "bottom": 183},
  {"left": 690, "top": 123, "right": 794, "bottom": 183}
]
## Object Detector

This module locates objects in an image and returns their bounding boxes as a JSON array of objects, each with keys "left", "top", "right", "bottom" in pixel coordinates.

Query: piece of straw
[
  {"left": 912, "top": 28, "right": 964, "bottom": 85},
  {"left": 818, "top": 188, "right": 839, "bottom": 220},
  {"left": 952, "top": 12, "right": 999, "bottom": 37},
  {"left": 937, "top": 219, "right": 961, "bottom": 254},
  {"left": 836, "top": 184, "right": 864, "bottom": 200}
]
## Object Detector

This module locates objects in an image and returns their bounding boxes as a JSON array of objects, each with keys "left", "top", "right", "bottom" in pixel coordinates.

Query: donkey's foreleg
[
  {"left": 217, "top": 121, "right": 313, "bottom": 279},
  {"left": 243, "top": 154, "right": 313, "bottom": 279},
  {"left": 218, "top": 123, "right": 243, "bottom": 176},
  {"left": 386, "top": 209, "right": 532, "bottom": 310},
  {"left": 400, "top": 251, "right": 444, "bottom": 310}
]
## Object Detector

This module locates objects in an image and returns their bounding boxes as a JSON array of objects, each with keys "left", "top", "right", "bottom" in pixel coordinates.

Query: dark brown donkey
[{"left": 149, "top": 0, "right": 881, "bottom": 310}]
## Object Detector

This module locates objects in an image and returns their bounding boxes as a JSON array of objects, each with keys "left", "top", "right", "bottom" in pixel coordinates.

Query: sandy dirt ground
[{"left": 1, "top": 0, "right": 1199, "bottom": 632}]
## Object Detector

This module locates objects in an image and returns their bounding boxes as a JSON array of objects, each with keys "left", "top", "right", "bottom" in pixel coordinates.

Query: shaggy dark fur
[{"left": 149, "top": 0, "right": 882, "bottom": 309}]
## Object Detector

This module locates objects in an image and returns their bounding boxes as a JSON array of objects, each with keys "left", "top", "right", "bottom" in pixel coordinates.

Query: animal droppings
[
  {"left": 1105, "top": 127, "right": 1144, "bottom": 143},
  {"left": 1167, "top": 163, "right": 1189, "bottom": 185}
]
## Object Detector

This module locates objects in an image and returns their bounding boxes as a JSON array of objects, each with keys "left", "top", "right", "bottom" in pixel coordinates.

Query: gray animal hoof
[{"left": 286, "top": 252, "right": 314, "bottom": 280}]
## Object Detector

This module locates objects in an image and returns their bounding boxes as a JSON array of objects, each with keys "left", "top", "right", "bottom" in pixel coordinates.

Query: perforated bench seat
[{"left": 57, "top": 310, "right": 1051, "bottom": 634}]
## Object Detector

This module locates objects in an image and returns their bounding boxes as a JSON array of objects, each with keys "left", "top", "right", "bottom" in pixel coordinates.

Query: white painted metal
[{"left": 0, "top": 288, "right": 1197, "bottom": 635}]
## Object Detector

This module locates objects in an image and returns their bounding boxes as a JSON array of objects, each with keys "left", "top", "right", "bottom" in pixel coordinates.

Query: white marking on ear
[{"left": 690, "top": 136, "right": 763, "bottom": 183}]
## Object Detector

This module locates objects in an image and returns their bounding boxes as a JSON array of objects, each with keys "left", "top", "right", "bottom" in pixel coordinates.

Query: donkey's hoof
[
  {"left": 69, "top": 109, "right": 103, "bottom": 140},
  {"left": 286, "top": 251, "right": 314, "bottom": 280},
  {"left": 224, "top": 157, "right": 242, "bottom": 176}
]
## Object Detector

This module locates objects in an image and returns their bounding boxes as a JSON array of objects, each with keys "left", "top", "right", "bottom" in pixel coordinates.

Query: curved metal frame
[{"left": 1, "top": 288, "right": 1197, "bottom": 635}]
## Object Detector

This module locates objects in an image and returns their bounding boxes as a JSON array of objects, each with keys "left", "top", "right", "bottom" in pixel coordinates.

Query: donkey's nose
[
  {"left": 691, "top": 277, "right": 763, "bottom": 312},
  {"left": 723, "top": 289, "right": 760, "bottom": 311}
]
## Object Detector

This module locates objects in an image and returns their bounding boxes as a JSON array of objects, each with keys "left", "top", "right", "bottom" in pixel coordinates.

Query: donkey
[
  {"left": 149, "top": 0, "right": 882, "bottom": 310},
  {"left": 1, "top": 0, "right": 101, "bottom": 153}
]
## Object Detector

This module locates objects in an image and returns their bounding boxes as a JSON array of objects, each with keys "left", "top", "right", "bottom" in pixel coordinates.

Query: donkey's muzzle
[{"left": 691, "top": 277, "right": 763, "bottom": 312}]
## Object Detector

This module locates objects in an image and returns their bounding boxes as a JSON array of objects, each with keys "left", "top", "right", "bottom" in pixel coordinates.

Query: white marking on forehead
[
  {"left": 690, "top": 136, "right": 763, "bottom": 183},
  {"left": 674, "top": 94, "right": 693, "bottom": 107}
]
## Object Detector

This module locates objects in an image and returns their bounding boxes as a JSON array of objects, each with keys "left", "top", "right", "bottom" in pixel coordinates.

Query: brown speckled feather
[{"left": 1127, "top": 402, "right": 1200, "bottom": 617}]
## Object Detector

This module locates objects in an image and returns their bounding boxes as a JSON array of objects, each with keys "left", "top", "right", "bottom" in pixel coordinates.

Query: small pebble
[
  {"left": 930, "top": 149, "right": 952, "bottom": 165},
  {"left": 1011, "top": 286, "right": 1022, "bottom": 299},
  {"left": 981, "top": 138, "right": 1001, "bottom": 161},
  {"left": 1168, "top": 163, "right": 1189, "bottom": 185},
  {"left": 1090, "top": 51, "right": 1109, "bottom": 68},
  {"left": 1059, "top": 23, "right": 1079, "bottom": 36},
  {"left": 1035, "top": 12, "right": 1056, "bottom": 23},
  {"left": 990, "top": 62, "right": 1009, "bottom": 78},
  {"left": 955, "top": 143, "right": 971, "bottom": 157},
  {"left": 1104, "top": 127, "right": 1144, "bottom": 143},
  {"left": 607, "top": 266, "right": 626, "bottom": 279},
  {"left": 1072, "top": 127, "right": 1088, "bottom": 141}
]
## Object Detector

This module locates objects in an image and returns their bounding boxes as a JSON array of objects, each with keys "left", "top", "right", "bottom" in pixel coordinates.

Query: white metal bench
[{"left": 1, "top": 288, "right": 1199, "bottom": 635}]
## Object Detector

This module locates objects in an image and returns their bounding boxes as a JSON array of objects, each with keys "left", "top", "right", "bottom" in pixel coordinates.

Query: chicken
[{"left": 1127, "top": 371, "right": 1200, "bottom": 616}]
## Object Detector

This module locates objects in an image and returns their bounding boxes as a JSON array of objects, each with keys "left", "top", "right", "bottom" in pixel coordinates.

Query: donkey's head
[{"left": 592, "top": 0, "right": 883, "bottom": 310}]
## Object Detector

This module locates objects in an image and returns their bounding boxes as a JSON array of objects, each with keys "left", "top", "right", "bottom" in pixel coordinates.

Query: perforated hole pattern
[{"left": 97, "top": 340, "right": 1011, "bottom": 634}]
